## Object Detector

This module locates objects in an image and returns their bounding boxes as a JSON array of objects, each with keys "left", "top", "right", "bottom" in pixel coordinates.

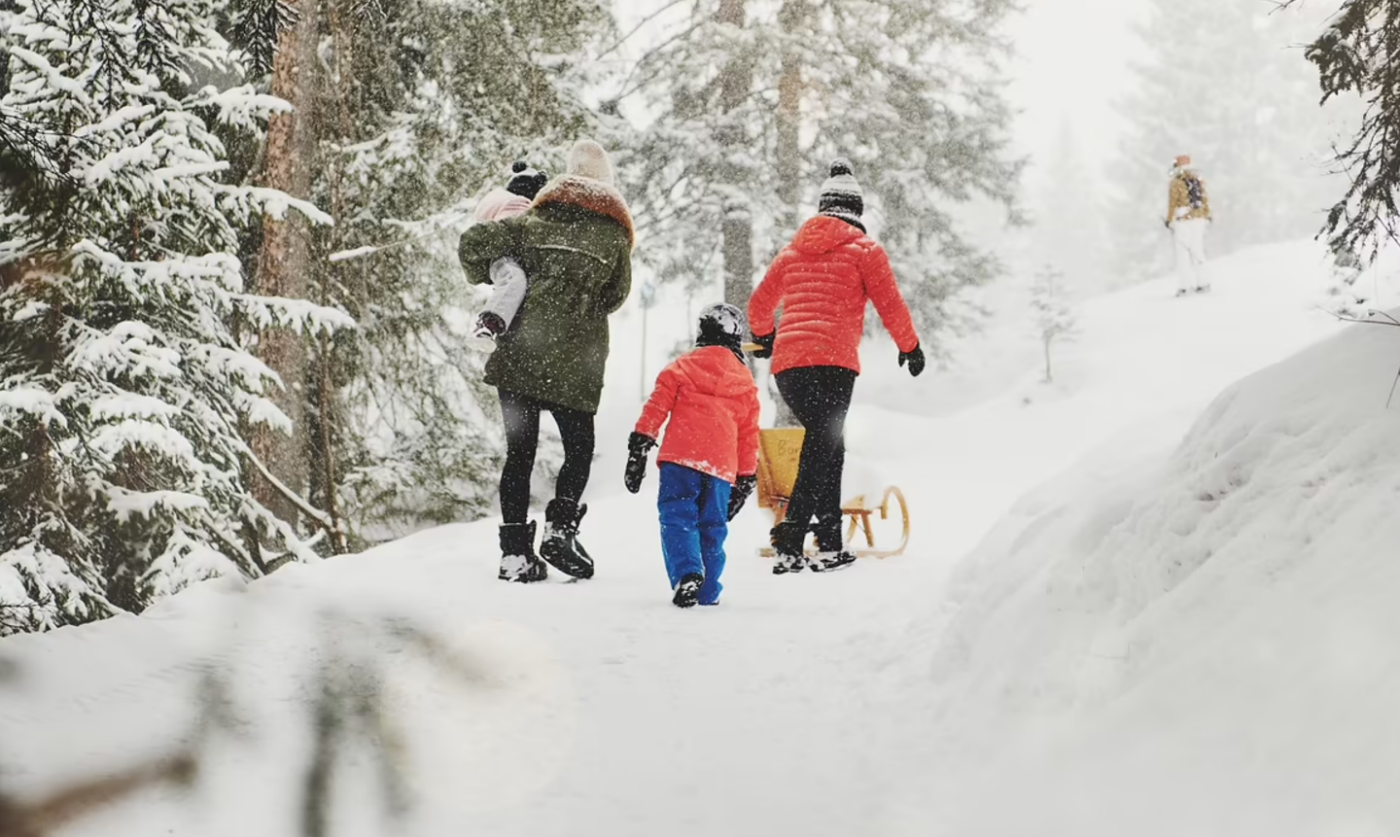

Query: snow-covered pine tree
[
  {"left": 1322, "top": 241, "right": 1369, "bottom": 317},
  {"left": 1109, "top": 0, "right": 1351, "bottom": 283},
  {"left": 1030, "top": 265, "right": 1076, "bottom": 384},
  {"left": 284, "top": 0, "right": 612, "bottom": 539},
  {"left": 616, "top": 0, "right": 1022, "bottom": 352},
  {"left": 1282, "top": 0, "right": 1400, "bottom": 262},
  {"left": 1029, "top": 121, "right": 1111, "bottom": 297},
  {"left": 0, "top": 0, "right": 346, "bottom": 632}
]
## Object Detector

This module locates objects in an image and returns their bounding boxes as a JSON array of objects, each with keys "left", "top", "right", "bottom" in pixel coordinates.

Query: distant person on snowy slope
[
  {"left": 747, "top": 159, "right": 923, "bottom": 576},
  {"left": 1165, "top": 154, "right": 1213, "bottom": 296},
  {"left": 469, "top": 161, "right": 549, "bottom": 340},
  {"left": 625, "top": 303, "right": 761, "bottom": 608},
  {"left": 458, "top": 139, "right": 632, "bottom": 584}
]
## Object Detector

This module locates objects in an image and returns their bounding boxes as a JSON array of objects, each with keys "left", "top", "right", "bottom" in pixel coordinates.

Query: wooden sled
[{"left": 754, "top": 428, "right": 910, "bottom": 559}]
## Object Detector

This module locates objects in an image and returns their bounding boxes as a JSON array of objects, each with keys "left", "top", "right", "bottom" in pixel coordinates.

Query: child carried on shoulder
[{"left": 472, "top": 161, "right": 548, "bottom": 340}]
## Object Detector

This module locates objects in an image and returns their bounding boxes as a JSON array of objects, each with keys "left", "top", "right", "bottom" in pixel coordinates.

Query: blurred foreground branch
[{"left": 0, "top": 752, "right": 196, "bottom": 837}]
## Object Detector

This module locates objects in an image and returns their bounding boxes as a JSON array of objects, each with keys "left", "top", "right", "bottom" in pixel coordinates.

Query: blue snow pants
[{"left": 657, "top": 463, "right": 731, "bottom": 606}]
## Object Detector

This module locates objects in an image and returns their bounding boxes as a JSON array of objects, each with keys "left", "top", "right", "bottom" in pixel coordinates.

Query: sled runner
[{"left": 753, "top": 428, "right": 910, "bottom": 559}]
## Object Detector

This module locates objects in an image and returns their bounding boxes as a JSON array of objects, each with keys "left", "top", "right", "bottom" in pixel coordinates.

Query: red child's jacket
[
  {"left": 748, "top": 215, "right": 920, "bottom": 375},
  {"left": 634, "top": 345, "right": 761, "bottom": 483}
]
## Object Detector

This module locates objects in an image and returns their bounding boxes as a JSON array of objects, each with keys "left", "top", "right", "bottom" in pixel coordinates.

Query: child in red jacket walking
[{"left": 625, "top": 304, "right": 761, "bottom": 608}]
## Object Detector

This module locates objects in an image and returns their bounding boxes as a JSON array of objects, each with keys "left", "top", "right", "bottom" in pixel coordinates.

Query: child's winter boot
[
  {"left": 540, "top": 498, "right": 595, "bottom": 579},
  {"left": 498, "top": 521, "right": 548, "bottom": 583},
  {"left": 811, "top": 517, "right": 857, "bottom": 573},
  {"left": 473, "top": 312, "right": 506, "bottom": 341},
  {"left": 672, "top": 573, "right": 703, "bottom": 608},
  {"left": 770, "top": 521, "right": 808, "bottom": 575}
]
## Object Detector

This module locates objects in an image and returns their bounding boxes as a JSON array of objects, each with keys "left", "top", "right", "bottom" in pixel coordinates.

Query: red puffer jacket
[
  {"left": 748, "top": 215, "right": 919, "bottom": 375},
  {"left": 634, "top": 346, "right": 760, "bottom": 483}
]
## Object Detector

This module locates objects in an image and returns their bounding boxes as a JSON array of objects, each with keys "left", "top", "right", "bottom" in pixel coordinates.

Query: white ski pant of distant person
[{"left": 1172, "top": 218, "right": 1210, "bottom": 292}]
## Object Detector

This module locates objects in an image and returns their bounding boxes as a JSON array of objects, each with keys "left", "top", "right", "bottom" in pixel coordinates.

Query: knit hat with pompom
[
  {"left": 565, "top": 139, "right": 616, "bottom": 186},
  {"left": 818, "top": 158, "right": 865, "bottom": 231},
  {"left": 506, "top": 161, "right": 548, "bottom": 200}
]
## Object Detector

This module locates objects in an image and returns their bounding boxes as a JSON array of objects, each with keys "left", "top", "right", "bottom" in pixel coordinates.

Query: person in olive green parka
[{"left": 458, "top": 139, "right": 633, "bottom": 584}]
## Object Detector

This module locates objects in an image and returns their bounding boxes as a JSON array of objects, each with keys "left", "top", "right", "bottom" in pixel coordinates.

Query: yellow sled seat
[{"left": 754, "top": 428, "right": 910, "bottom": 559}]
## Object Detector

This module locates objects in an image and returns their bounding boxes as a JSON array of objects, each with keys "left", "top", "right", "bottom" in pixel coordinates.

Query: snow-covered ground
[
  {"left": 881, "top": 287, "right": 1400, "bottom": 837},
  {"left": 3, "top": 239, "right": 1399, "bottom": 835}
]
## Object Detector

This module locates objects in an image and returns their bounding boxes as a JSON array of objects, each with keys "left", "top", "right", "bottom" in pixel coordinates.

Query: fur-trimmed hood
[{"left": 532, "top": 175, "right": 635, "bottom": 247}]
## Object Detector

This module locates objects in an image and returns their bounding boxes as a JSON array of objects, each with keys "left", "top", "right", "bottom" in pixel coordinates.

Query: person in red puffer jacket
[
  {"left": 748, "top": 159, "right": 924, "bottom": 576},
  {"left": 625, "top": 304, "right": 761, "bottom": 608}
]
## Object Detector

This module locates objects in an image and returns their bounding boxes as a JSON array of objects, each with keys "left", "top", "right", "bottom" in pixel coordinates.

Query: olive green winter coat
[{"left": 458, "top": 175, "right": 633, "bottom": 414}]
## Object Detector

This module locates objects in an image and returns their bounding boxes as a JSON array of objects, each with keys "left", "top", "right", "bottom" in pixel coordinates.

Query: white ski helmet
[{"left": 696, "top": 302, "right": 745, "bottom": 348}]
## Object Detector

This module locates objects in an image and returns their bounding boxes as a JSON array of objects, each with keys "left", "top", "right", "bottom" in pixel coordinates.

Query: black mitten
[
  {"left": 727, "top": 474, "right": 758, "bottom": 521},
  {"left": 749, "top": 332, "right": 775, "bottom": 359},
  {"left": 898, "top": 343, "right": 926, "bottom": 378},
  {"left": 624, "top": 432, "right": 656, "bottom": 494}
]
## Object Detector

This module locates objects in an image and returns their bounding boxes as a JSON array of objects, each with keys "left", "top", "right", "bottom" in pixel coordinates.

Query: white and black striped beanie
[
  {"left": 506, "top": 161, "right": 548, "bottom": 200},
  {"left": 818, "top": 158, "right": 865, "bottom": 231}
]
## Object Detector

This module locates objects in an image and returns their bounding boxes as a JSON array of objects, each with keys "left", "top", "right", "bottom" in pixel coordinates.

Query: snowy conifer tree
[
  {"left": 1109, "top": 0, "right": 1353, "bottom": 283},
  {"left": 1030, "top": 265, "right": 1076, "bottom": 384},
  {"left": 1283, "top": 0, "right": 1400, "bottom": 262},
  {"left": 0, "top": 0, "right": 346, "bottom": 631},
  {"left": 616, "top": 0, "right": 1022, "bottom": 350},
  {"left": 1029, "top": 121, "right": 1111, "bottom": 296}
]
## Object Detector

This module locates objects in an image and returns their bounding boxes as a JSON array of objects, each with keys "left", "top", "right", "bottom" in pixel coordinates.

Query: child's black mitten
[
  {"left": 727, "top": 474, "right": 757, "bottom": 521},
  {"left": 624, "top": 432, "right": 656, "bottom": 494},
  {"left": 749, "top": 332, "right": 775, "bottom": 359},
  {"left": 898, "top": 343, "right": 925, "bottom": 378}
]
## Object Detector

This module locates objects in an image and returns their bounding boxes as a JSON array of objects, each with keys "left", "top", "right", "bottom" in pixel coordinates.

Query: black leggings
[
  {"left": 498, "top": 389, "right": 595, "bottom": 524},
  {"left": 774, "top": 366, "right": 856, "bottom": 535}
]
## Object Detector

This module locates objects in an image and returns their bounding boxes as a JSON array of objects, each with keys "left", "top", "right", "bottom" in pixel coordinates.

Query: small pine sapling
[
  {"left": 1323, "top": 240, "right": 1369, "bottom": 317},
  {"left": 1031, "top": 266, "right": 1078, "bottom": 383}
]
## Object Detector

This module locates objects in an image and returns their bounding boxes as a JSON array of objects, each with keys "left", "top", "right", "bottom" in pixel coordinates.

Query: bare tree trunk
[
  {"left": 1043, "top": 336, "right": 1053, "bottom": 383},
  {"left": 250, "top": 0, "right": 318, "bottom": 531},
  {"left": 308, "top": 0, "right": 356, "bottom": 555},
  {"left": 777, "top": 0, "right": 806, "bottom": 235},
  {"left": 716, "top": 0, "right": 753, "bottom": 311},
  {"left": 769, "top": 0, "right": 808, "bottom": 428}
]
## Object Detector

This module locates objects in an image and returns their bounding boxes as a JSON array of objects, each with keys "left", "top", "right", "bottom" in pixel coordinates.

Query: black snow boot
[
  {"left": 498, "top": 521, "right": 548, "bottom": 583},
  {"left": 672, "top": 573, "right": 703, "bottom": 608},
  {"left": 540, "top": 498, "right": 595, "bottom": 579},
  {"left": 770, "top": 521, "right": 808, "bottom": 575},
  {"left": 810, "top": 517, "right": 857, "bottom": 573}
]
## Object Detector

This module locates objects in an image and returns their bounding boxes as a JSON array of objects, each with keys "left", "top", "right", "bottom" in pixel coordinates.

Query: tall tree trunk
[
  {"left": 716, "top": 0, "right": 753, "bottom": 311},
  {"left": 250, "top": 0, "right": 318, "bottom": 531},
  {"left": 311, "top": 0, "right": 356, "bottom": 555},
  {"left": 777, "top": 0, "right": 806, "bottom": 235},
  {"left": 770, "top": 0, "right": 807, "bottom": 427}
]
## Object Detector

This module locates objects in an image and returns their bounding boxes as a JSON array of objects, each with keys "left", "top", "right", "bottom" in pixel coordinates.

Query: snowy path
[
  {"left": 0, "top": 240, "right": 1363, "bottom": 835},
  {"left": 0, "top": 512, "right": 947, "bottom": 836}
]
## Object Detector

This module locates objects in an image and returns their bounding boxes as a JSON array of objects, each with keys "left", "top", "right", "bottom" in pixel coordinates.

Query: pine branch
[
  {"left": 596, "top": 0, "right": 691, "bottom": 61},
  {"left": 1317, "top": 305, "right": 1400, "bottom": 326},
  {"left": 242, "top": 447, "right": 346, "bottom": 552}
]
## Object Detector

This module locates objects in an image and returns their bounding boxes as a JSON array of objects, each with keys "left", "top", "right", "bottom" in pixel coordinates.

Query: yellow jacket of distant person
[{"left": 1166, "top": 168, "right": 1212, "bottom": 224}]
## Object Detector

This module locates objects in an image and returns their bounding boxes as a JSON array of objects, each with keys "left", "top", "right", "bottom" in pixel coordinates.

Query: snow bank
[{"left": 894, "top": 312, "right": 1400, "bottom": 836}]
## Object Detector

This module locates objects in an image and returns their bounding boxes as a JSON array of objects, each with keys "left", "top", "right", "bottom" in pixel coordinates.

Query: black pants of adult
[
  {"left": 498, "top": 388, "right": 595, "bottom": 525},
  {"left": 774, "top": 366, "right": 857, "bottom": 538}
]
